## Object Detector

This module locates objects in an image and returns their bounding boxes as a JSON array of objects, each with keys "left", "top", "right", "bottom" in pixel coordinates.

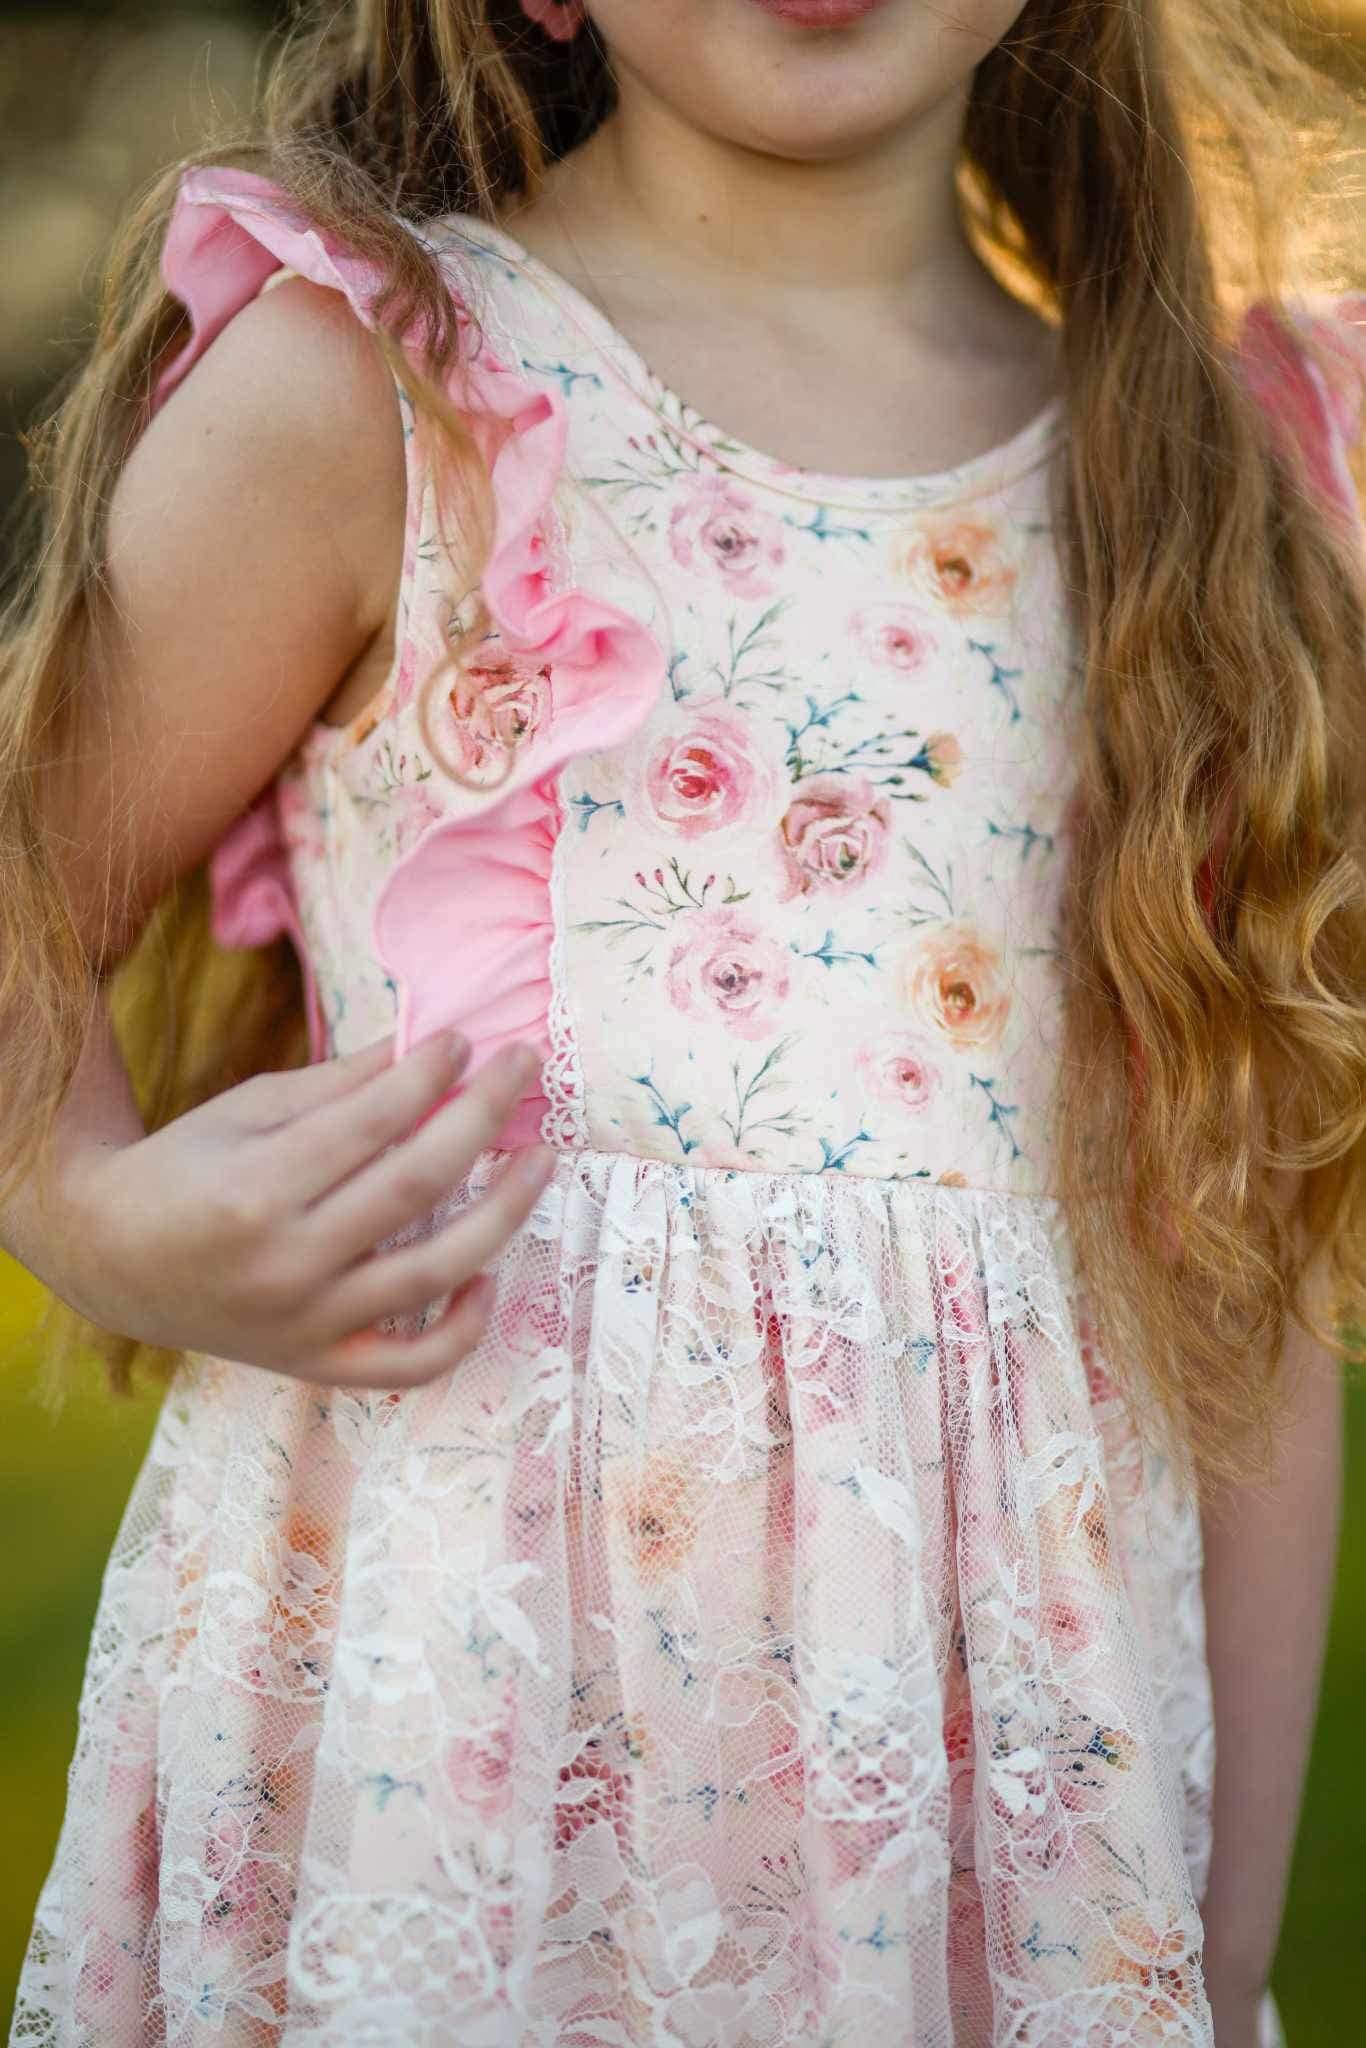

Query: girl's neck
[
  {"left": 498, "top": 84, "right": 1052, "bottom": 381},
  {"left": 492, "top": 93, "right": 1062, "bottom": 483}
]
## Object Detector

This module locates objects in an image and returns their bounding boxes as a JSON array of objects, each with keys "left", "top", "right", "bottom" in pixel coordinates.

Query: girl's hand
[{"left": 62, "top": 1030, "right": 556, "bottom": 1389}]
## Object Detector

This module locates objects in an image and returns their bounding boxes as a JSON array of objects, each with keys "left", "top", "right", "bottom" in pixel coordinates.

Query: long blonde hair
[{"left": 1, "top": 0, "right": 1362, "bottom": 1479}]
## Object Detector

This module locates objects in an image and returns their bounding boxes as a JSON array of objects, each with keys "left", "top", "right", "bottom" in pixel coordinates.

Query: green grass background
[{"left": 2, "top": 1260, "right": 1363, "bottom": 2035}]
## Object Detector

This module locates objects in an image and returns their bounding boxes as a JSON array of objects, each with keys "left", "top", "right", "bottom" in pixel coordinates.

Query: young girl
[{"left": 3, "top": 0, "right": 1363, "bottom": 2041}]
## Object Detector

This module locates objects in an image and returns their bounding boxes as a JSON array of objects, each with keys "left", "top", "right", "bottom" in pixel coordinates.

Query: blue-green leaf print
[
  {"left": 966, "top": 637, "right": 1025, "bottom": 724},
  {"left": 790, "top": 930, "right": 879, "bottom": 971},
  {"left": 630, "top": 1071, "right": 700, "bottom": 1155}
]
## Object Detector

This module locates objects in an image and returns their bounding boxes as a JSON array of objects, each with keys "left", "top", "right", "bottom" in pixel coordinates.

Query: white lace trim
[{"left": 541, "top": 783, "right": 591, "bottom": 1153}]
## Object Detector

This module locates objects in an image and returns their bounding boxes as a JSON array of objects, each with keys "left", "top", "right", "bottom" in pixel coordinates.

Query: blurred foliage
[
  {"left": 1, "top": 0, "right": 1364, "bottom": 2039},
  {"left": 0, "top": 1, "right": 273, "bottom": 509}
]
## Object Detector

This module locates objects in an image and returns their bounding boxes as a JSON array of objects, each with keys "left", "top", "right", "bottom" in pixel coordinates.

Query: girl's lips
[{"left": 745, "top": 0, "right": 890, "bottom": 26}]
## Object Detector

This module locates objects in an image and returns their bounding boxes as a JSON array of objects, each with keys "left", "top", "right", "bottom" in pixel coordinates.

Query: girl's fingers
[
  {"left": 319, "top": 1144, "right": 556, "bottom": 1337},
  {"left": 307, "top": 1272, "right": 499, "bottom": 1391},
  {"left": 302, "top": 1044, "right": 544, "bottom": 1264},
  {"left": 281, "top": 1029, "right": 473, "bottom": 1203},
  {"left": 245, "top": 1031, "right": 399, "bottom": 1126}
]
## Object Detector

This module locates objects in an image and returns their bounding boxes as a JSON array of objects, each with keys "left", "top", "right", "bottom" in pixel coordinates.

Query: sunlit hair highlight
[{"left": 0, "top": 0, "right": 1361, "bottom": 1479}]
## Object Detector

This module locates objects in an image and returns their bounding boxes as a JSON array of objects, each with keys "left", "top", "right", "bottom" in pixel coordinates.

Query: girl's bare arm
[
  {"left": 44, "top": 271, "right": 410, "bottom": 965},
  {"left": 1198, "top": 1299, "right": 1344, "bottom": 2039},
  {"left": 3, "top": 272, "right": 555, "bottom": 1387}
]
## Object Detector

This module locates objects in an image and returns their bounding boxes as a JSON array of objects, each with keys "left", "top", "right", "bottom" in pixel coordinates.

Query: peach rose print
[
  {"left": 444, "top": 649, "right": 553, "bottom": 784},
  {"left": 902, "top": 921, "right": 1012, "bottom": 1050},
  {"left": 607, "top": 1453, "right": 703, "bottom": 1583},
  {"left": 917, "top": 731, "right": 964, "bottom": 788},
  {"left": 666, "top": 908, "right": 792, "bottom": 1041},
  {"left": 856, "top": 1033, "right": 942, "bottom": 1113},
  {"left": 271, "top": 1507, "right": 338, "bottom": 1656},
  {"left": 668, "top": 474, "right": 787, "bottom": 601},
  {"left": 642, "top": 701, "right": 769, "bottom": 837},
  {"left": 1083, "top": 1905, "right": 1203, "bottom": 2023},
  {"left": 778, "top": 773, "right": 892, "bottom": 899},
  {"left": 892, "top": 515, "right": 1018, "bottom": 616}
]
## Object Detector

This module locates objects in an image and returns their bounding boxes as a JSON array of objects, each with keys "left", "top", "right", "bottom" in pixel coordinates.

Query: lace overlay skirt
[{"left": 13, "top": 1153, "right": 1220, "bottom": 2047}]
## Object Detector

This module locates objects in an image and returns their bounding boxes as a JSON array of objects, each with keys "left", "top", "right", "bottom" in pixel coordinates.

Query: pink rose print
[
  {"left": 555, "top": 1739, "right": 633, "bottom": 1850},
  {"left": 666, "top": 909, "right": 792, "bottom": 1041},
  {"left": 777, "top": 773, "right": 892, "bottom": 899},
  {"left": 1037, "top": 1571, "right": 1105, "bottom": 1667},
  {"left": 122, "top": 1799, "right": 160, "bottom": 1913},
  {"left": 642, "top": 701, "right": 768, "bottom": 837},
  {"left": 764, "top": 1733, "right": 806, "bottom": 1814},
  {"left": 277, "top": 775, "right": 326, "bottom": 864},
  {"left": 74, "top": 1929, "right": 124, "bottom": 2018},
  {"left": 444, "top": 650, "right": 553, "bottom": 784},
  {"left": 820, "top": 1740, "right": 922, "bottom": 1886},
  {"left": 849, "top": 602, "right": 941, "bottom": 674},
  {"left": 942, "top": 1702, "right": 976, "bottom": 1783},
  {"left": 902, "top": 920, "right": 1012, "bottom": 1050},
  {"left": 1078, "top": 1312, "right": 1123, "bottom": 1408},
  {"left": 668, "top": 475, "right": 787, "bottom": 601},
  {"left": 445, "top": 1713, "right": 516, "bottom": 1823},
  {"left": 386, "top": 631, "right": 424, "bottom": 724},
  {"left": 857, "top": 1033, "right": 941, "bottom": 1113},
  {"left": 393, "top": 777, "right": 448, "bottom": 856},
  {"left": 199, "top": 1828, "right": 266, "bottom": 1953},
  {"left": 893, "top": 516, "right": 1018, "bottom": 616}
]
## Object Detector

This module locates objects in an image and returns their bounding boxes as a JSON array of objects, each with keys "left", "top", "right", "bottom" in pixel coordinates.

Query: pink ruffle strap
[
  {"left": 153, "top": 168, "right": 667, "bottom": 1135},
  {"left": 1235, "top": 293, "right": 1366, "bottom": 537}
]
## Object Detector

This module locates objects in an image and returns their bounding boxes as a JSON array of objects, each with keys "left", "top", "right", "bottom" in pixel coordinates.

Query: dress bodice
[{"left": 267, "top": 209, "right": 1080, "bottom": 1196}]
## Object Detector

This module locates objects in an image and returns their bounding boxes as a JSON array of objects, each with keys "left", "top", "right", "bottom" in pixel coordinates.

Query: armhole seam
[
  {"left": 296, "top": 230, "right": 493, "bottom": 768},
  {"left": 291, "top": 302, "right": 437, "bottom": 765}
]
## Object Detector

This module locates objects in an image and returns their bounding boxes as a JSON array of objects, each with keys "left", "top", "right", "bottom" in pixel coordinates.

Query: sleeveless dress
[{"left": 13, "top": 168, "right": 1363, "bottom": 2048}]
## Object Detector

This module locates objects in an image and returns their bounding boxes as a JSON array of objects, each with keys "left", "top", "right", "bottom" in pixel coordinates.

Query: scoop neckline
[{"left": 449, "top": 211, "right": 1067, "bottom": 516}]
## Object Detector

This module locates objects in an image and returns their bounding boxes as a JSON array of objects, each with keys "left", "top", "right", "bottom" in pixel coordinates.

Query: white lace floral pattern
[{"left": 14, "top": 1158, "right": 1214, "bottom": 2046}]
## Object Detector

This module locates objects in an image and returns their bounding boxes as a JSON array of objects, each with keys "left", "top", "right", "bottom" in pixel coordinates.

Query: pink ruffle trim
[{"left": 154, "top": 168, "right": 666, "bottom": 1139}]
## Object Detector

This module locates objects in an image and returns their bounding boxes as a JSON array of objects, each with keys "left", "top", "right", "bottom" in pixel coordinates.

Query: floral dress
[{"left": 16, "top": 167, "right": 1362, "bottom": 2048}]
